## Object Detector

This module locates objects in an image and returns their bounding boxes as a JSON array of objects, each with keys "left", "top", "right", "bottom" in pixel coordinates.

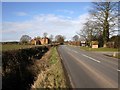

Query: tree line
[{"left": 20, "top": 32, "right": 65, "bottom": 45}]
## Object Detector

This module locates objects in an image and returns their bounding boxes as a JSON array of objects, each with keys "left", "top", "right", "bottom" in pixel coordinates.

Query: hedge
[{"left": 2, "top": 46, "right": 49, "bottom": 90}]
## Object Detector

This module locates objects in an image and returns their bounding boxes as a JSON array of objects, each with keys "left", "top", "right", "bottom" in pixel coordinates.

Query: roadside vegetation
[
  {"left": 80, "top": 46, "right": 120, "bottom": 59},
  {"left": 32, "top": 47, "right": 69, "bottom": 89},
  {"left": 114, "top": 53, "right": 120, "bottom": 59},
  {"left": 104, "top": 53, "right": 120, "bottom": 59},
  {"left": 80, "top": 46, "right": 118, "bottom": 52},
  {"left": 2, "top": 46, "right": 49, "bottom": 89}
]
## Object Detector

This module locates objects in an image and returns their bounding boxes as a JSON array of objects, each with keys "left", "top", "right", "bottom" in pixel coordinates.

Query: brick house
[{"left": 31, "top": 37, "right": 50, "bottom": 45}]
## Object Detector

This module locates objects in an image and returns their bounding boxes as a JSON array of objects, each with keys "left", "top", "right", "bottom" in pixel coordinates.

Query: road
[{"left": 58, "top": 45, "right": 119, "bottom": 88}]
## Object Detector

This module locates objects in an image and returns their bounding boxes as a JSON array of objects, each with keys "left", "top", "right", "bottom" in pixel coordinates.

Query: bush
[{"left": 2, "top": 46, "right": 49, "bottom": 90}]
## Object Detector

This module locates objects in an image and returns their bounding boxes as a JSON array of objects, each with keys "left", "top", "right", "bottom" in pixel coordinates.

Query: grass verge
[
  {"left": 104, "top": 53, "right": 120, "bottom": 59},
  {"left": 80, "top": 46, "right": 118, "bottom": 52},
  {"left": 114, "top": 54, "right": 120, "bottom": 59},
  {"left": 32, "top": 47, "right": 68, "bottom": 89}
]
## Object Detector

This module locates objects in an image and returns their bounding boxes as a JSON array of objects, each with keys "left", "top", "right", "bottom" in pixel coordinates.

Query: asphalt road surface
[{"left": 58, "top": 45, "right": 119, "bottom": 88}]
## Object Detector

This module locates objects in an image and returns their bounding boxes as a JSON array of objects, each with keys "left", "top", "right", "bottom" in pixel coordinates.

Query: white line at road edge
[
  {"left": 59, "top": 54, "right": 63, "bottom": 60},
  {"left": 82, "top": 54, "right": 101, "bottom": 63},
  {"left": 117, "top": 69, "right": 120, "bottom": 72}
]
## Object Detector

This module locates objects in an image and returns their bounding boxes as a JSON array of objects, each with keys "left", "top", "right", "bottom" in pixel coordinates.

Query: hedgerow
[{"left": 2, "top": 46, "right": 49, "bottom": 90}]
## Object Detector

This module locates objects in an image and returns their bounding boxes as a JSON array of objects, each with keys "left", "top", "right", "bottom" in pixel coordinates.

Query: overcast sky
[{"left": 2, "top": 2, "right": 92, "bottom": 42}]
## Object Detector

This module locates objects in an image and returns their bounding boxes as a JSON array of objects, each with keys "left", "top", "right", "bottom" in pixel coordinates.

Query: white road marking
[
  {"left": 66, "top": 48, "right": 78, "bottom": 54},
  {"left": 82, "top": 54, "right": 101, "bottom": 63},
  {"left": 117, "top": 69, "right": 120, "bottom": 72}
]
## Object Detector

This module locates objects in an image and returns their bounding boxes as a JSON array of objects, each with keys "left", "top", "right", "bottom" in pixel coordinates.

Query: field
[{"left": 1, "top": 44, "right": 41, "bottom": 51}]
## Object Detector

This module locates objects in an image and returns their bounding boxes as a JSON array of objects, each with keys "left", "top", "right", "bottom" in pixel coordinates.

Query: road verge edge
[{"left": 57, "top": 46, "right": 73, "bottom": 89}]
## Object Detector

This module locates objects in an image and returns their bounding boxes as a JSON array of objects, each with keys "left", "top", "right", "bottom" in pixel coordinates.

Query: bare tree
[
  {"left": 89, "top": 2, "right": 118, "bottom": 47},
  {"left": 49, "top": 34, "right": 53, "bottom": 43},
  {"left": 77, "top": 18, "right": 104, "bottom": 47},
  {"left": 35, "top": 36, "right": 41, "bottom": 39},
  {"left": 20, "top": 35, "right": 31, "bottom": 44},
  {"left": 55, "top": 35, "right": 65, "bottom": 44},
  {"left": 77, "top": 20, "right": 101, "bottom": 40},
  {"left": 43, "top": 32, "right": 48, "bottom": 38}
]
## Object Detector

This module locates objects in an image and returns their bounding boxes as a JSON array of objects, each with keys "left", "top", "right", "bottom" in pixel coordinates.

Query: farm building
[{"left": 31, "top": 37, "right": 50, "bottom": 45}]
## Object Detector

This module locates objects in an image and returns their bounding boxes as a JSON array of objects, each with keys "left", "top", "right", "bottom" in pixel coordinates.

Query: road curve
[{"left": 58, "top": 45, "right": 119, "bottom": 88}]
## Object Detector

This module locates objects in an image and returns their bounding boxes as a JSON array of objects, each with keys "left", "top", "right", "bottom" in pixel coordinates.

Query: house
[
  {"left": 30, "top": 37, "right": 50, "bottom": 45},
  {"left": 31, "top": 39, "right": 36, "bottom": 45},
  {"left": 40, "top": 37, "right": 50, "bottom": 45}
]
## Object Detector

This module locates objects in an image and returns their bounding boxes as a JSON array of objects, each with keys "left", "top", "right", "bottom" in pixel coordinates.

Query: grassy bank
[
  {"left": 104, "top": 53, "right": 120, "bottom": 59},
  {"left": 32, "top": 47, "right": 68, "bottom": 89},
  {"left": 80, "top": 46, "right": 118, "bottom": 52}
]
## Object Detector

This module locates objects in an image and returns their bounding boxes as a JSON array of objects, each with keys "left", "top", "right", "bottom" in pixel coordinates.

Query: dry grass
[{"left": 32, "top": 47, "right": 68, "bottom": 89}]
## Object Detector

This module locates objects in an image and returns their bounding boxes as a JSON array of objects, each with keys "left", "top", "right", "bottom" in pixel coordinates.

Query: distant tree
[
  {"left": 43, "top": 32, "right": 48, "bottom": 38},
  {"left": 20, "top": 35, "right": 31, "bottom": 44},
  {"left": 36, "top": 36, "right": 41, "bottom": 39},
  {"left": 72, "top": 35, "right": 79, "bottom": 41},
  {"left": 55, "top": 35, "right": 65, "bottom": 44},
  {"left": 49, "top": 34, "right": 53, "bottom": 43}
]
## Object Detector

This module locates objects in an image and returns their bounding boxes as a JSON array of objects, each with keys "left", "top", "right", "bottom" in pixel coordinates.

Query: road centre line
[
  {"left": 73, "top": 51, "right": 78, "bottom": 53},
  {"left": 71, "top": 50, "right": 78, "bottom": 53},
  {"left": 65, "top": 47, "right": 78, "bottom": 54},
  {"left": 82, "top": 54, "right": 101, "bottom": 63}
]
